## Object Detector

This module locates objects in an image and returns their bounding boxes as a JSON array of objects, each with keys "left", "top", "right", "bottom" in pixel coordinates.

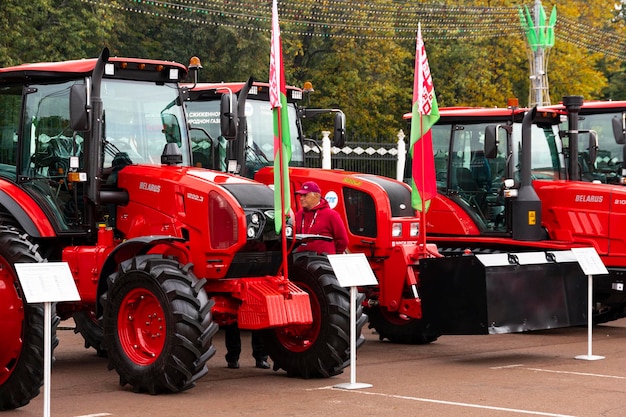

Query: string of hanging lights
[{"left": 81, "top": 0, "right": 626, "bottom": 60}]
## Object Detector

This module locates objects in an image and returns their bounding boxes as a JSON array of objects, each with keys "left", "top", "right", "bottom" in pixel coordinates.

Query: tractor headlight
[
  {"left": 410, "top": 222, "right": 419, "bottom": 237},
  {"left": 392, "top": 222, "right": 402, "bottom": 237},
  {"left": 245, "top": 210, "right": 266, "bottom": 240}
]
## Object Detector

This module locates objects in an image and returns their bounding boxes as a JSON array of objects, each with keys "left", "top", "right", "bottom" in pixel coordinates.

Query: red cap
[{"left": 295, "top": 181, "right": 321, "bottom": 195}]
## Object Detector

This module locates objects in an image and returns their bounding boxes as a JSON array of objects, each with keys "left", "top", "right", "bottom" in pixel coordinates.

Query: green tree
[
  {"left": 2, "top": 0, "right": 626, "bottom": 140},
  {"left": 0, "top": 0, "right": 119, "bottom": 66}
]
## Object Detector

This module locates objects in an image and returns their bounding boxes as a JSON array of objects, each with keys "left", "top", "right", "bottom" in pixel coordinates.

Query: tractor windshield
[
  {"left": 510, "top": 122, "right": 564, "bottom": 181},
  {"left": 101, "top": 79, "right": 190, "bottom": 168},
  {"left": 186, "top": 98, "right": 303, "bottom": 175}
]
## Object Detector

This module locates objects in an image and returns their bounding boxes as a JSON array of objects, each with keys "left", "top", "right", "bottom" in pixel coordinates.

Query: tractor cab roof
[
  {"left": 0, "top": 56, "right": 188, "bottom": 84},
  {"left": 186, "top": 81, "right": 303, "bottom": 103}
]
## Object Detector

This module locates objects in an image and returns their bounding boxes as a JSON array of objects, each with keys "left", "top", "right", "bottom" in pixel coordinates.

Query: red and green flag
[
  {"left": 410, "top": 23, "right": 439, "bottom": 213},
  {"left": 270, "top": 0, "right": 291, "bottom": 234}
]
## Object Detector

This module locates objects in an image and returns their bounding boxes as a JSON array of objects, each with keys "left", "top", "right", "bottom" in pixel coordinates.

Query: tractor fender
[
  {"left": 0, "top": 187, "right": 56, "bottom": 237},
  {"left": 95, "top": 235, "right": 189, "bottom": 317}
]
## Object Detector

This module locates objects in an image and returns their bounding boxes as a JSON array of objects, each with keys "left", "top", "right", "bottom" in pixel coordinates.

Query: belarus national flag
[
  {"left": 270, "top": 0, "right": 291, "bottom": 233},
  {"left": 410, "top": 23, "right": 440, "bottom": 212}
]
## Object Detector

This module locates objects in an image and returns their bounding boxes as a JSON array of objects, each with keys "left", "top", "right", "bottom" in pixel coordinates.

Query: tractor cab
[
  {"left": 414, "top": 106, "right": 562, "bottom": 237},
  {"left": 0, "top": 54, "right": 191, "bottom": 234},
  {"left": 184, "top": 77, "right": 344, "bottom": 178}
]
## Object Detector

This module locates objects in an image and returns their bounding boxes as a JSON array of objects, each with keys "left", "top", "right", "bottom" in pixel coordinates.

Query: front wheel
[
  {"left": 261, "top": 253, "right": 367, "bottom": 378},
  {"left": 102, "top": 255, "right": 217, "bottom": 394},
  {"left": 0, "top": 227, "right": 58, "bottom": 410},
  {"left": 365, "top": 305, "right": 439, "bottom": 344}
]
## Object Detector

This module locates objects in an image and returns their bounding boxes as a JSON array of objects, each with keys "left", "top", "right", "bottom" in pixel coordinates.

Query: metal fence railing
[{"left": 304, "top": 141, "right": 400, "bottom": 179}]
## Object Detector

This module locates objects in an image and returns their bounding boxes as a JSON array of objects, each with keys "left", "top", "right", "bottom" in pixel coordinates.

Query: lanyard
[{"left": 301, "top": 210, "right": 318, "bottom": 233}]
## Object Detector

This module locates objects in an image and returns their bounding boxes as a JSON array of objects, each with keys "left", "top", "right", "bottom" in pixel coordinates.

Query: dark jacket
[{"left": 295, "top": 198, "right": 348, "bottom": 254}]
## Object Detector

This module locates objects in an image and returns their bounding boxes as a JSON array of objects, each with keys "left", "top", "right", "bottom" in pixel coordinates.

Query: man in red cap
[{"left": 294, "top": 181, "right": 348, "bottom": 254}]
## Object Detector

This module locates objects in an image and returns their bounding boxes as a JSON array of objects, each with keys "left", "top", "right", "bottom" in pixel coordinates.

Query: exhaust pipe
[{"left": 512, "top": 107, "right": 542, "bottom": 241}]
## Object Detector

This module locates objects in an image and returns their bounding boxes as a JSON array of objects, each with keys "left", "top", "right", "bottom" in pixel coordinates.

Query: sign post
[
  {"left": 15, "top": 262, "right": 80, "bottom": 417},
  {"left": 327, "top": 253, "right": 377, "bottom": 390},
  {"left": 570, "top": 247, "right": 608, "bottom": 361}
]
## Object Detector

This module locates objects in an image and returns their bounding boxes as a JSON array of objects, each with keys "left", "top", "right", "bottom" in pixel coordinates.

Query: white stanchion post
[
  {"left": 334, "top": 286, "right": 372, "bottom": 390},
  {"left": 327, "top": 253, "right": 376, "bottom": 390},
  {"left": 396, "top": 129, "right": 406, "bottom": 182},
  {"left": 44, "top": 302, "right": 52, "bottom": 417},
  {"left": 570, "top": 247, "right": 607, "bottom": 361},
  {"left": 575, "top": 274, "right": 605, "bottom": 361},
  {"left": 321, "top": 130, "right": 331, "bottom": 169}
]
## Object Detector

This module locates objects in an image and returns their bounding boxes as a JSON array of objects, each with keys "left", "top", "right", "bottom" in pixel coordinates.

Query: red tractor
[
  {"left": 414, "top": 96, "right": 626, "bottom": 325},
  {"left": 0, "top": 50, "right": 362, "bottom": 410},
  {"left": 186, "top": 80, "right": 440, "bottom": 343},
  {"left": 186, "top": 81, "right": 588, "bottom": 343}
]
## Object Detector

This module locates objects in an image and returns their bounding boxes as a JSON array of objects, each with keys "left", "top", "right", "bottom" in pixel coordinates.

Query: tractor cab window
[
  {"left": 19, "top": 80, "right": 85, "bottom": 231},
  {"left": 0, "top": 85, "right": 21, "bottom": 177},
  {"left": 101, "top": 79, "right": 190, "bottom": 169},
  {"left": 566, "top": 112, "right": 624, "bottom": 184},
  {"left": 449, "top": 123, "right": 497, "bottom": 218},
  {"left": 243, "top": 99, "right": 303, "bottom": 171},
  {"left": 511, "top": 122, "right": 563, "bottom": 181},
  {"left": 186, "top": 100, "right": 226, "bottom": 170},
  {"left": 430, "top": 124, "right": 452, "bottom": 191}
]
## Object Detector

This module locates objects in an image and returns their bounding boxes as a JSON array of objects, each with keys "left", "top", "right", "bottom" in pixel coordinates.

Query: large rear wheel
[
  {"left": 261, "top": 253, "right": 367, "bottom": 378},
  {"left": 102, "top": 255, "right": 217, "bottom": 394},
  {"left": 365, "top": 305, "right": 439, "bottom": 344},
  {"left": 0, "top": 227, "right": 58, "bottom": 410}
]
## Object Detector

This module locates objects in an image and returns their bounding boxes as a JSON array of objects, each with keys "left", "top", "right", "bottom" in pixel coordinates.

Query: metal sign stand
[
  {"left": 15, "top": 263, "right": 80, "bottom": 417},
  {"left": 570, "top": 248, "right": 608, "bottom": 361},
  {"left": 327, "top": 253, "right": 377, "bottom": 390}
]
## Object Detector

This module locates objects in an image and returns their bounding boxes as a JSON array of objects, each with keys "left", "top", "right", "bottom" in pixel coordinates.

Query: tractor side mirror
[
  {"left": 161, "top": 113, "right": 182, "bottom": 146},
  {"left": 612, "top": 115, "right": 626, "bottom": 145},
  {"left": 484, "top": 124, "right": 500, "bottom": 159},
  {"left": 69, "top": 81, "right": 91, "bottom": 132},
  {"left": 220, "top": 93, "right": 238, "bottom": 140},
  {"left": 333, "top": 111, "right": 346, "bottom": 148}
]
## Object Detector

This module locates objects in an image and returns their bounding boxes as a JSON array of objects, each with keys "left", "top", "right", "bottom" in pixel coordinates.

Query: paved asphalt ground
[{"left": 5, "top": 318, "right": 626, "bottom": 417}]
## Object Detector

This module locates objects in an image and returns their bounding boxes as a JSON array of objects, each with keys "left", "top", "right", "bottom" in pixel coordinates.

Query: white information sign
[
  {"left": 327, "top": 253, "right": 378, "bottom": 288},
  {"left": 571, "top": 247, "right": 609, "bottom": 276},
  {"left": 327, "top": 253, "right": 375, "bottom": 390},
  {"left": 14, "top": 262, "right": 80, "bottom": 417},
  {"left": 15, "top": 262, "right": 80, "bottom": 303}
]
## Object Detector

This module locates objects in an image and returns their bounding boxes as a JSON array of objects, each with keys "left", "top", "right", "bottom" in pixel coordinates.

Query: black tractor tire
[
  {"left": 365, "top": 305, "right": 439, "bottom": 344},
  {"left": 261, "top": 252, "right": 367, "bottom": 378},
  {"left": 0, "top": 227, "right": 59, "bottom": 410},
  {"left": 73, "top": 310, "right": 107, "bottom": 357},
  {"left": 102, "top": 255, "right": 217, "bottom": 394}
]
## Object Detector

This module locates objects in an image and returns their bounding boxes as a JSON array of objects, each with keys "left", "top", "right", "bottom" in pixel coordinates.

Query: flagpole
[
  {"left": 412, "top": 22, "right": 438, "bottom": 255},
  {"left": 419, "top": 114, "right": 427, "bottom": 251},
  {"left": 271, "top": 0, "right": 290, "bottom": 280},
  {"left": 278, "top": 110, "right": 289, "bottom": 280}
]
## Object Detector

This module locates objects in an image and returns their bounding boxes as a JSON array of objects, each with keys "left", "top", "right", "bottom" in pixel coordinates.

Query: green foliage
[{"left": 1, "top": 0, "right": 625, "bottom": 141}]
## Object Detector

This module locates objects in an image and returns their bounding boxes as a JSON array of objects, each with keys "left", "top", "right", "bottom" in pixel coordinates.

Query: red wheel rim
[
  {"left": 0, "top": 261, "right": 25, "bottom": 385},
  {"left": 275, "top": 282, "right": 321, "bottom": 352},
  {"left": 117, "top": 288, "right": 166, "bottom": 365}
]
